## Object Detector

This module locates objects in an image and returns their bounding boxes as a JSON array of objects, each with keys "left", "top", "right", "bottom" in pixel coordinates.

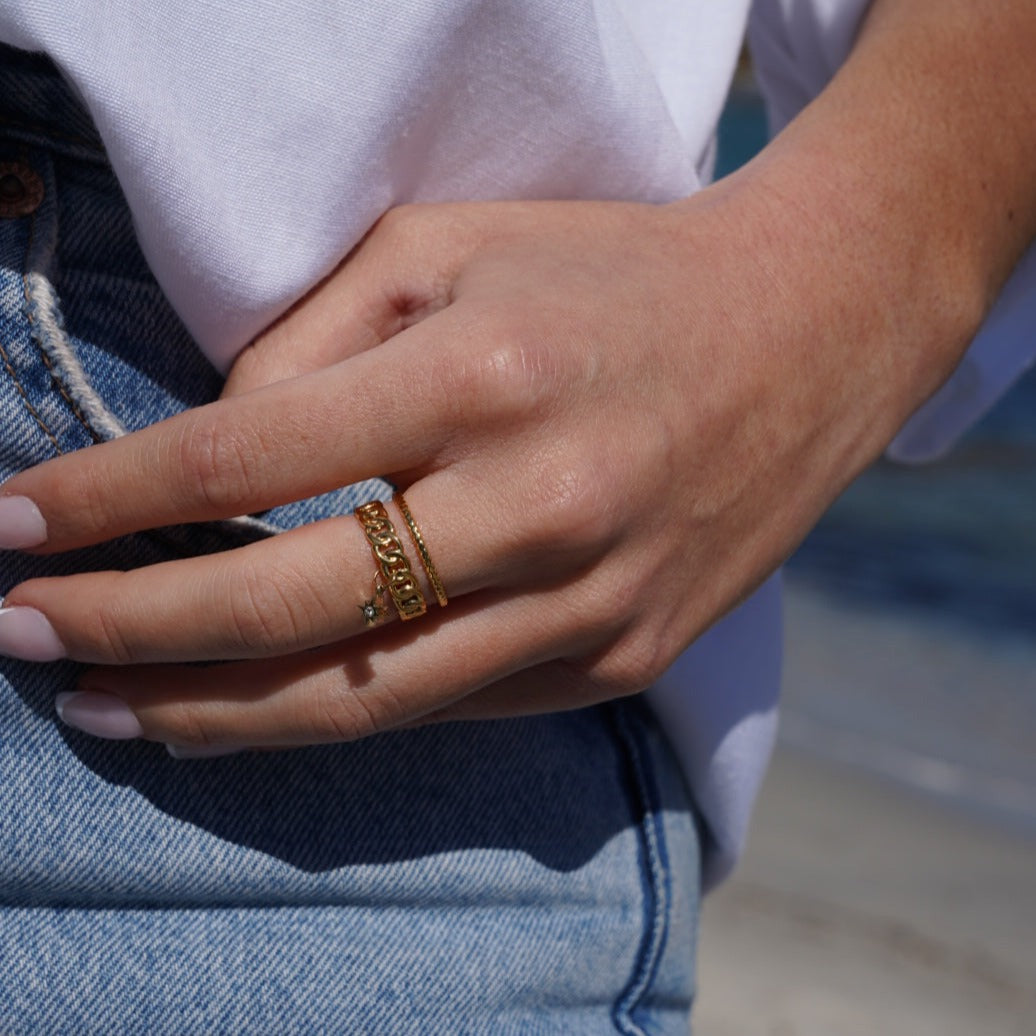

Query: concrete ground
[
  {"left": 695, "top": 746, "right": 1036, "bottom": 1035},
  {"left": 694, "top": 579, "right": 1036, "bottom": 1034}
]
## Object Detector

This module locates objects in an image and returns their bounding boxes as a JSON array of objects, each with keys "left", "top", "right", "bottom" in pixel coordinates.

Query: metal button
[{"left": 0, "top": 161, "right": 44, "bottom": 219}]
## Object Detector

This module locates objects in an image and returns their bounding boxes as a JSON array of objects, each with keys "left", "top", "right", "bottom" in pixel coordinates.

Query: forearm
[
  {"left": 674, "top": 0, "right": 1036, "bottom": 470},
  {"left": 841, "top": 0, "right": 1036, "bottom": 297}
]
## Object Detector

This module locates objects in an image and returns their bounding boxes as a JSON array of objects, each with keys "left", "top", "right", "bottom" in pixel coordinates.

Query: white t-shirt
[{"left": 2, "top": 0, "right": 1032, "bottom": 886}]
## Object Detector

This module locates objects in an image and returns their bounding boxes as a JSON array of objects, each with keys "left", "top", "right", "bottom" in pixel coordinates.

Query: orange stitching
[{"left": 0, "top": 332, "right": 63, "bottom": 455}]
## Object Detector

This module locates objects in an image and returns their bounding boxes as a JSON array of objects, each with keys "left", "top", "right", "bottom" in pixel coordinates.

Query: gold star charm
[
  {"left": 359, "top": 598, "right": 385, "bottom": 626},
  {"left": 359, "top": 577, "right": 388, "bottom": 626}
]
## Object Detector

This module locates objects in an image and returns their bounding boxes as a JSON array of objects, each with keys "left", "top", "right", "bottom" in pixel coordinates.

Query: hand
[
  {"left": 0, "top": 188, "right": 878, "bottom": 749},
  {"left": 3, "top": 0, "right": 1032, "bottom": 754}
]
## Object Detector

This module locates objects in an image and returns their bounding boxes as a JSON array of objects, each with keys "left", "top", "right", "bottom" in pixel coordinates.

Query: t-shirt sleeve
[{"left": 747, "top": 0, "right": 1036, "bottom": 462}]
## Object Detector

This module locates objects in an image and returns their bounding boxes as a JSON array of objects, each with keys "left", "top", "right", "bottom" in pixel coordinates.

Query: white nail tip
[{"left": 0, "top": 495, "right": 48, "bottom": 549}]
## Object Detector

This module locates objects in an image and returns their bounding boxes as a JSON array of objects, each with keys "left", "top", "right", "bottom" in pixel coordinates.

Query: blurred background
[{"left": 695, "top": 67, "right": 1036, "bottom": 1035}]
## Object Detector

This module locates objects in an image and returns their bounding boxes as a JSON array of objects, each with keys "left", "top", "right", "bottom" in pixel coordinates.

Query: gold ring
[
  {"left": 395, "top": 493, "right": 448, "bottom": 608},
  {"left": 354, "top": 501, "right": 427, "bottom": 621}
]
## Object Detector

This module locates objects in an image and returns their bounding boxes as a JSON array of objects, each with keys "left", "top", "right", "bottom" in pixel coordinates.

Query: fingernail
[
  {"left": 166, "top": 744, "right": 242, "bottom": 759},
  {"left": 0, "top": 495, "right": 47, "bottom": 548},
  {"left": 55, "top": 690, "right": 143, "bottom": 739},
  {"left": 0, "top": 606, "right": 66, "bottom": 661}
]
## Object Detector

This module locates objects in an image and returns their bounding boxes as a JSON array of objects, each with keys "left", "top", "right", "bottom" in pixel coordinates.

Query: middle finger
[{"left": 0, "top": 480, "right": 523, "bottom": 665}]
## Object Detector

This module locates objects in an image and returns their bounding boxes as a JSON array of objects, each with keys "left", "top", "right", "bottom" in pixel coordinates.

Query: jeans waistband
[{"left": 0, "top": 44, "right": 105, "bottom": 159}]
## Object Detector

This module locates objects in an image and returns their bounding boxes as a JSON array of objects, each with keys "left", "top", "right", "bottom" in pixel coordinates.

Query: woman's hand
[
  {"left": 0, "top": 186, "right": 896, "bottom": 749},
  {"left": 3, "top": 0, "right": 1035, "bottom": 752}
]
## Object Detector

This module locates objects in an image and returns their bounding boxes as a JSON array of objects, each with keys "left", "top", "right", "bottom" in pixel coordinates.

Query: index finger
[{"left": 0, "top": 310, "right": 473, "bottom": 553}]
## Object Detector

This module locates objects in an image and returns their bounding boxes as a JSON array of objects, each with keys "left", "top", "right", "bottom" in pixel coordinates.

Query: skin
[{"left": 2, "top": 0, "right": 1035, "bottom": 749}]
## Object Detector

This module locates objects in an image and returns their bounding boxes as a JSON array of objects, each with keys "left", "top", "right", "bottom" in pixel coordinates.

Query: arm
[
  {"left": 0, "top": 0, "right": 1033, "bottom": 748},
  {"left": 741, "top": 0, "right": 1036, "bottom": 421}
]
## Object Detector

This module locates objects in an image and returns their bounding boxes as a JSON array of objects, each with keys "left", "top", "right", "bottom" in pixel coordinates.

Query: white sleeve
[
  {"left": 748, "top": 0, "right": 1036, "bottom": 463},
  {"left": 747, "top": 0, "right": 872, "bottom": 135},
  {"left": 646, "top": 572, "right": 782, "bottom": 891}
]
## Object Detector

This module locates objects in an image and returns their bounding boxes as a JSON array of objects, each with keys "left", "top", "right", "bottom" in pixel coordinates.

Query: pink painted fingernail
[
  {"left": 166, "top": 744, "right": 242, "bottom": 760},
  {"left": 0, "top": 495, "right": 47, "bottom": 548},
  {"left": 55, "top": 691, "right": 144, "bottom": 739},
  {"left": 0, "top": 606, "right": 66, "bottom": 661}
]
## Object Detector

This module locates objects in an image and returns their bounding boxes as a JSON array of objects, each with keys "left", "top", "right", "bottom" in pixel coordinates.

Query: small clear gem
[{"left": 360, "top": 600, "right": 382, "bottom": 626}]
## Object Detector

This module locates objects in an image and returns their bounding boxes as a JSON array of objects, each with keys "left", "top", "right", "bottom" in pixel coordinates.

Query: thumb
[
  {"left": 221, "top": 202, "right": 480, "bottom": 398},
  {"left": 220, "top": 269, "right": 389, "bottom": 398}
]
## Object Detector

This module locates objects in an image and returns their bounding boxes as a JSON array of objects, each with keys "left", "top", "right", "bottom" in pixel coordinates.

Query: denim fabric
[{"left": 0, "top": 48, "right": 700, "bottom": 1034}]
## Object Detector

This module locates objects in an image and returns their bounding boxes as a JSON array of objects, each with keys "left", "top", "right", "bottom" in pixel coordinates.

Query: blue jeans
[{"left": 0, "top": 47, "right": 700, "bottom": 1034}]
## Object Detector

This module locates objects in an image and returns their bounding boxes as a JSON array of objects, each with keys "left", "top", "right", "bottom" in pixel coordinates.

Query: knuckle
[
  {"left": 15, "top": 576, "right": 141, "bottom": 665},
  {"left": 376, "top": 202, "right": 463, "bottom": 251},
  {"left": 523, "top": 451, "right": 616, "bottom": 557},
  {"left": 158, "top": 699, "right": 214, "bottom": 748},
  {"left": 594, "top": 652, "right": 654, "bottom": 698},
  {"left": 92, "top": 605, "right": 136, "bottom": 665},
  {"left": 370, "top": 204, "right": 432, "bottom": 260},
  {"left": 78, "top": 583, "right": 138, "bottom": 665},
  {"left": 316, "top": 684, "right": 404, "bottom": 742},
  {"left": 443, "top": 316, "right": 566, "bottom": 421},
  {"left": 174, "top": 414, "right": 261, "bottom": 514},
  {"left": 594, "top": 631, "right": 673, "bottom": 695},
  {"left": 227, "top": 563, "right": 316, "bottom": 655},
  {"left": 65, "top": 472, "right": 122, "bottom": 539},
  {"left": 227, "top": 342, "right": 263, "bottom": 384},
  {"left": 561, "top": 664, "right": 613, "bottom": 712},
  {"left": 374, "top": 203, "right": 415, "bottom": 241},
  {"left": 225, "top": 342, "right": 285, "bottom": 391}
]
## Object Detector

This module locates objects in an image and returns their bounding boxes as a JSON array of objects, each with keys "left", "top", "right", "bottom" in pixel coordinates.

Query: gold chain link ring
[{"left": 354, "top": 501, "right": 427, "bottom": 621}]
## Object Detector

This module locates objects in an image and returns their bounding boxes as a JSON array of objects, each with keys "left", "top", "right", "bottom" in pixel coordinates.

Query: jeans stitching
[
  {"left": 22, "top": 272, "right": 106, "bottom": 446},
  {"left": 0, "top": 331, "right": 62, "bottom": 456},
  {"left": 609, "top": 702, "right": 671, "bottom": 1035},
  {"left": 16, "top": 145, "right": 111, "bottom": 448}
]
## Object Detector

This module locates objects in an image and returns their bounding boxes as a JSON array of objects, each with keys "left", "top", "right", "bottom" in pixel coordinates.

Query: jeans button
[{"left": 0, "top": 161, "right": 44, "bottom": 219}]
